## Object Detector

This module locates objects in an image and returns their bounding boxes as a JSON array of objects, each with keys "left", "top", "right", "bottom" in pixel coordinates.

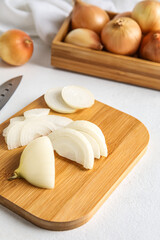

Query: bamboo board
[
  {"left": 0, "top": 96, "right": 149, "bottom": 230},
  {"left": 51, "top": 12, "right": 160, "bottom": 90}
]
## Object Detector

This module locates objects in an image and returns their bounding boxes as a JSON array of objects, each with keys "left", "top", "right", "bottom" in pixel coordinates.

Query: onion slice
[
  {"left": 48, "top": 128, "right": 94, "bottom": 169},
  {"left": 20, "top": 119, "right": 54, "bottom": 146},
  {"left": 79, "top": 131, "right": 100, "bottom": 159},
  {"left": 5, "top": 121, "right": 26, "bottom": 149},
  {"left": 10, "top": 116, "right": 25, "bottom": 123},
  {"left": 3, "top": 118, "right": 24, "bottom": 137},
  {"left": 3, "top": 116, "right": 25, "bottom": 138},
  {"left": 24, "top": 108, "right": 50, "bottom": 118},
  {"left": 66, "top": 120, "right": 108, "bottom": 157},
  {"left": 44, "top": 88, "right": 76, "bottom": 114},
  {"left": 42, "top": 115, "right": 73, "bottom": 129},
  {"left": 61, "top": 85, "right": 95, "bottom": 109}
]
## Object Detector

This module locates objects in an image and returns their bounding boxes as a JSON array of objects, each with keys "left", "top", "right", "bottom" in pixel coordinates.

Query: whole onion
[
  {"left": 140, "top": 31, "right": 160, "bottom": 63},
  {"left": 64, "top": 28, "right": 103, "bottom": 50},
  {"left": 0, "top": 29, "right": 33, "bottom": 66},
  {"left": 132, "top": 1, "right": 160, "bottom": 34},
  {"left": 71, "top": 0, "right": 110, "bottom": 34},
  {"left": 101, "top": 17, "right": 142, "bottom": 55}
]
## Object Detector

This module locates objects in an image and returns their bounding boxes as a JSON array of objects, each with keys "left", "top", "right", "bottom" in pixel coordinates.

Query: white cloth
[{"left": 0, "top": 0, "right": 140, "bottom": 45}]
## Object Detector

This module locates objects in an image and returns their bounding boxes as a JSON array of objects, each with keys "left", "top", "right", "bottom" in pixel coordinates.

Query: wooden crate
[{"left": 51, "top": 12, "right": 160, "bottom": 91}]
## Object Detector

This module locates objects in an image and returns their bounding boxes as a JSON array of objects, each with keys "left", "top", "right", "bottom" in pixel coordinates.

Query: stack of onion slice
[
  {"left": 49, "top": 120, "right": 108, "bottom": 169},
  {"left": 44, "top": 86, "right": 95, "bottom": 114},
  {"left": 3, "top": 108, "right": 73, "bottom": 150}
]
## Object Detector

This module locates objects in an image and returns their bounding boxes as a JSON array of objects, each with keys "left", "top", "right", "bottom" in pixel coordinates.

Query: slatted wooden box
[{"left": 51, "top": 12, "right": 160, "bottom": 90}]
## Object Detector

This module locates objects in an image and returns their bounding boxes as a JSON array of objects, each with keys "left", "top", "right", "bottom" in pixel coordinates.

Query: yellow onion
[
  {"left": 101, "top": 17, "right": 142, "bottom": 55},
  {"left": 64, "top": 28, "right": 103, "bottom": 50},
  {"left": 71, "top": 0, "right": 110, "bottom": 34},
  {"left": 113, "top": 11, "right": 132, "bottom": 20},
  {"left": 132, "top": 1, "right": 160, "bottom": 34},
  {"left": 0, "top": 29, "right": 33, "bottom": 66},
  {"left": 140, "top": 31, "right": 160, "bottom": 63}
]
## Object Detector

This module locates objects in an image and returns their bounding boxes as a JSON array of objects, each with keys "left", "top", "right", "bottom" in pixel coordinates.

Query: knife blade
[{"left": 0, "top": 75, "right": 22, "bottom": 111}]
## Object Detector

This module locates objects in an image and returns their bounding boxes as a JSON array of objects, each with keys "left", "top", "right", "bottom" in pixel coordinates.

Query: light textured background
[{"left": 0, "top": 3, "right": 160, "bottom": 239}]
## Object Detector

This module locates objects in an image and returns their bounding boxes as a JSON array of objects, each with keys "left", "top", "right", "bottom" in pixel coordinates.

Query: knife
[{"left": 0, "top": 75, "right": 22, "bottom": 111}]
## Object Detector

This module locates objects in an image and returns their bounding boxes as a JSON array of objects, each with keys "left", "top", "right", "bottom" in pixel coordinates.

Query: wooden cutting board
[{"left": 0, "top": 96, "right": 149, "bottom": 231}]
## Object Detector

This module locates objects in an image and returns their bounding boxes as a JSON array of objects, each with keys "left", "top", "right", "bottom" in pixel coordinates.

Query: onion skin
[
  {"left": 140, "top": 31, "right": 160, "bottom": 63},
  {"left": 113, "top": 11, "right": 132, "bottom": 20},
  {"left": 132, "top": 1, "right": 160, "bottom": 34},
  {"left": 64, "top": 28, "right": 103, "bottom": 50},
  {"left": 71, "top": 0, "right": 110, "bottom": 34},
  {"left": 101, "top": 17, "right": 142, "bottom": 56},
  {"left": 0, "top": 29, "right": 33, "bottom": 66}
]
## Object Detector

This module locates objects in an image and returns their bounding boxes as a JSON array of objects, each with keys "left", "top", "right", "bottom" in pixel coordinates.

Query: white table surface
[{"left": 0, "top": 38, "right": 160, "bottom": 240}]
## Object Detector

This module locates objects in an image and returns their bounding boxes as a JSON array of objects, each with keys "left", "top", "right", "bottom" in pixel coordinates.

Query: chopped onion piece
[
  {"left": 61, "top": 85, "right": 95, "bottom": 109},
  {"left": 44, "top": 88, "right": 76, "bottom": 114}
]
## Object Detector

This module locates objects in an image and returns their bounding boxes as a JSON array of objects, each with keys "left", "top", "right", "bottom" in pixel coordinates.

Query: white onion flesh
[
  {"left": 10, "top": 116, "right": 25, "bottom": 123},
  {"left": 24, "top": 108, "right": 50, "bottom": 118},
  {"left": 3, "top": 118, "right": 25, "bottom": 137},
  {"left": 15, "top": 136, "right": 55, "bottom": 189},
  {"left": 48, "top": 128, "right": 94, "bottom": 169},
  {"left": 5, "top": 121, "right": 26, "bottom": 149},
  {"left": 79, "top": 131, "right": 100, "bottom": 159},
  {"left": 66, "top": 120, "right": 108, "bottom": 157},
  {"left": 20, "top": 119, "right": 54, "bottom": 146},
  {"left": 42, "top": 115, "right": 73, "bottom": 129},
  {"left": 61, "top": 85, "right": 95, "bottom": 109},
  {"left": 3, "top": 122, "right": 16, "bottom": 137},
  {"left": 44, "top": 88, "right": 76, "bottom": 114}
]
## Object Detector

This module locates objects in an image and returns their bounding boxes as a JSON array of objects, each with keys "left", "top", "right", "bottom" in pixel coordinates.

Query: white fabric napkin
[{"left": 0, "top": 0, "right": 140, "bottom": 45}]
